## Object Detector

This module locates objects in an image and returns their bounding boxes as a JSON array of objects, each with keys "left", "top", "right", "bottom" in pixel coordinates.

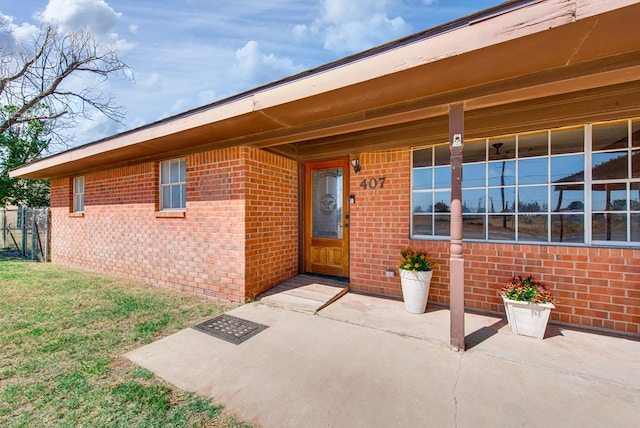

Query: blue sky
[{"left": 1, "top": 0, "right": 499, "bottom": 148}]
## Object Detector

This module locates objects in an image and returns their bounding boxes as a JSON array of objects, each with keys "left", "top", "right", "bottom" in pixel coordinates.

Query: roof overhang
[{"left": 11, "top": 0, "right": 640, "bottom": 179}]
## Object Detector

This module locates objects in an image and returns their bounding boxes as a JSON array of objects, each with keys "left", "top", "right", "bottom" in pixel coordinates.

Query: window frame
[
  {"left": 73, "top": 176, "right": 84, "bottom": 213},
  {"left": 159, "top": 158, "right": 187, "bottom": 211},
  {"left": 410, "top": 118, "right": 640, "bottom": 247}
]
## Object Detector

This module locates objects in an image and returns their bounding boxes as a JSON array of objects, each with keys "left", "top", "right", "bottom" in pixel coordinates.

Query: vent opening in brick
[{"left": 192, "top": 314, "right": 269, "bottom": 345}]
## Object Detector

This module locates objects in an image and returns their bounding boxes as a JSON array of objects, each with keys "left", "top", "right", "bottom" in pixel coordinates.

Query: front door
[{"left": 304, "top": 158, "right": 350, "bottom": 278}]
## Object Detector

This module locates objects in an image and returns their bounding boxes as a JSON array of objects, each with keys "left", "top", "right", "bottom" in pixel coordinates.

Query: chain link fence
[{"left": 1, "top": 206, "right": 50, "bottom": 261}]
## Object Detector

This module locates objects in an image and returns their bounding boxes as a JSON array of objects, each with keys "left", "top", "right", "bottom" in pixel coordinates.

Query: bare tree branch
[{"left": 0, "top": 22, "right": 131, "bottom": 141}]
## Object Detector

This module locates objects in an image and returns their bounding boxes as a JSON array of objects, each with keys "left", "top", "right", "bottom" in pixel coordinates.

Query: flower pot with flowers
[
  {"left": 398, "top": 247, "right": 436, "bottom": 314},
  {"left": 500, "top": 275, "right": 556, "bottom": 339}
]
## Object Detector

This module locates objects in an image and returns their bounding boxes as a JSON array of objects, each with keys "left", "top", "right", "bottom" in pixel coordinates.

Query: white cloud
[
  {"left": 231, "top": 40, "right": 304, "bottom": 89},
  {"left": 72, "top": 113, "right": 123, "bottom": 144},
  {"left": 298, "top": 0, "right": 413, "bottom": 55},
  {"left": 136, "top": 72, "right": 160, "bottom": 89},
  {"left": 38, "top": 0, "right": 135, "bottom": 51},
  {"left": 0, "top": 13, "right": 39, "bottom": 47},
  {"left": 40, "top": 0, "right": 121, "bottom": 35}
]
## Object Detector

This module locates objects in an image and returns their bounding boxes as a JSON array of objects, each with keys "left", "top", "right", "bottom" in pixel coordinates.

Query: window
[
  {"left": 411, "top": 118, "right": 640, "bottom": 246},
  {"left": 159, "top": 158, "right": 186, "bottom": 210},
  {"left": 73, "top": 176, "right": 84, "bottom": 212}
]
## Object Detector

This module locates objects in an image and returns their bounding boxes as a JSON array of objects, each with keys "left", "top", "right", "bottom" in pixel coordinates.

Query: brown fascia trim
[{"left": 9, "top": 0, "right": 632, "bottom": 179}]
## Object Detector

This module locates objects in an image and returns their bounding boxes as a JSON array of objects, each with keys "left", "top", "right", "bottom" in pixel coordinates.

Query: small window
[
  {"left": 73, "top": 176, "right": 84, "bottom": 212},
  {"left": 159, "top": 159, "right": 186, "bottom": 210}
]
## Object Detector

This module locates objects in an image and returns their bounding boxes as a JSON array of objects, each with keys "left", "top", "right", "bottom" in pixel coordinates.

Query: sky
[{"left": 1, "top": 0, "right": 500, "bottom": 149}]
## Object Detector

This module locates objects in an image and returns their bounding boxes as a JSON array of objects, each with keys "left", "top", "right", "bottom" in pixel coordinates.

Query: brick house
[{"left": 11, "top": 0, "right": 640, "bottom": 337}]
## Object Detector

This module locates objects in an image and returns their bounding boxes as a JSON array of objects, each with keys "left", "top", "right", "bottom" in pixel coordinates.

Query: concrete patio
[{"left": 125, "top": 276, "right": 640, "bottom": 427}]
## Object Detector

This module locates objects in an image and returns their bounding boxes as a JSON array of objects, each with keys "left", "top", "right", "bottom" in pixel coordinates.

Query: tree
[
  {"left": 0, "top": 121, "right": 50, "bottom": 206},
  {"left": 0, "top": 22, "right": 130, "bottom": 206}
]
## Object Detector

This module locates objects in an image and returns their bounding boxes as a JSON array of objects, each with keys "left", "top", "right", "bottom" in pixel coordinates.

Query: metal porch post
[{"left": 449, "top": 103, "right": 465, "bottom": 351}]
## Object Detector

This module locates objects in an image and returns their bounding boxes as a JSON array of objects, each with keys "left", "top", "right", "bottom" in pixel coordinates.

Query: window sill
[
  {"left": 154, "top": 210, "right": 185, "bottom": 218},
  {"left": 68, "top": 212, "right": 84, "bottom": 218}
]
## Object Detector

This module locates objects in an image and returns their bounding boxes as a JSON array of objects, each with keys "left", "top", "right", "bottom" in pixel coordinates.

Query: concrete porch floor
[{"left": 125, "top": 275, "right": 640, "bottom": 427}]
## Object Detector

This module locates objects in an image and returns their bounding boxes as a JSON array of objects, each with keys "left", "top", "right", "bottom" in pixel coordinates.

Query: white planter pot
[
  {"left": 501, "top": 295, "right": 555, "bottom": 339},
  {"left": 400, "top": 270, "right": 433, "bottom": 314}
]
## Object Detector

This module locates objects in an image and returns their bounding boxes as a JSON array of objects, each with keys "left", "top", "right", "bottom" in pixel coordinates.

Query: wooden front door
[{"left": 304, "top": 158, "right": 350, "bottom": 278}]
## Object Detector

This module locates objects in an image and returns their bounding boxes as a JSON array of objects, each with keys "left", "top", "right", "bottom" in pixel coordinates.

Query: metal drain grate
[{"left": 192, "top": 314, "right": 269, "bottom": 345}]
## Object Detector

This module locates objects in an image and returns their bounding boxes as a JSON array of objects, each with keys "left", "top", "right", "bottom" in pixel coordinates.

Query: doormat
[{"left": 192, "top": 314, "right": 269, "bottom": 345}]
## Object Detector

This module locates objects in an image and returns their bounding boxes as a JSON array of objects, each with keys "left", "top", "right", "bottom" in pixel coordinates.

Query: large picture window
[
  {"left": 159, "top": 158, "right": 186, "bottom": 210},
  {"left": 411, "top": 118, "right": 640, "bottom": 246}
]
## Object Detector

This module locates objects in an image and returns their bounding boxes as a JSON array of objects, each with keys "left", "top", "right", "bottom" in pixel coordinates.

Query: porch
[{"left": 125, "top": 275, "right": 640, "bottom": 427}]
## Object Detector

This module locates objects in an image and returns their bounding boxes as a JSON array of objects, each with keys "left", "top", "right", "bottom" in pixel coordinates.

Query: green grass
[{"left": 0, "top": 254, "right": 251, "bottom": 428}]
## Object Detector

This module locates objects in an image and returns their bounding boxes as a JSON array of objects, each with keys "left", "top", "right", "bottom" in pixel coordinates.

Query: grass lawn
[{"left": 0, "top": 254, "right": 250, "bottom": 427}]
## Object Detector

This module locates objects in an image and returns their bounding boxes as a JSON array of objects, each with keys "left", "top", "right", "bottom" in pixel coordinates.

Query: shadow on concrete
[{"left": 465, "top": 319, "right": 508, "bottom": 350}]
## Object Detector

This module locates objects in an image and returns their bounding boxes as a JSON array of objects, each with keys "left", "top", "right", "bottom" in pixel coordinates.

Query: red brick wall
[
  {"left": 49, "top": 146, "right": 299, "bottom": 302},
  {"left": 348, "top": 149, "right": 640, "bottom": 336},
  {"left": 244, "top": 147, "right": 299, "bottom": 298},
  {"left": 50, "top": 148, "right": 248, "bottom": 302}
]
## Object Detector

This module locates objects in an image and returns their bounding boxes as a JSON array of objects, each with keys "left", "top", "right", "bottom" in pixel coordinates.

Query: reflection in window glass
[
  {"left": 170, "top": 161, "right": 180, "bottom": 182},
  {"left": 462, "top": 163, "right": 485, "bottom": 188},
  {"left": 551, "top": 127, "right": 583, "bottom": 155},
  {"left": 518, "top": 214, "right": 547, "bottom": 242},
  {"left": 434, "top": 215, "right": 450, "bottom": 236},
  {"left": 488, "top": 215, "right": 515, "bottom": 240},
  {"left": 551, "top": 214, "right": 584, "bottom": 243},
  {"left": 592, "top": 121, "right": 628, "bottom": 151},
  {"left": 518, "top": 186, "right": 547, "bottom": 212},
  {"left": 592, "top": 183, "right": 627, "bottom": 211},
  {"left": 631, "top": 214, "right": 640, "bottom": 241},
  {"left": 412, "top": 215, "right": 432, "bottom": 236},
  {"left": 488, "top": 187, "right": 515, "bottom": 213},
  {"left": 519, "top": 132, "right": 548, "bottom": 158},
  {"left": 488, "top": 161, "right": 515, "bottom": 186},
  {"left": 551, "top": 185, "right": 584, "bottom": 212},
  {"left": 463, "top": 140, "right": 486, "bottom": 163},
  {"left": 413, "top": 192, "right": 432, "bottom": 213},
  {"left": 434, "top": 191, "right": 451, "bottom": 213},
  {"left": 413, "top": 169, "right": 432, "bottom": 190},
  {"left": 161, "top": 163, "right": 170, "bottom": 184},
  {"left": 592, "top": 152, "right": 628, "bottom": 180},
  {"left": 551, "top": 154, "right": 584, "bottom": 183},
  {"left": 462, "top": 189, "right": 485, "bottom": 213},
  {"left": 171, "top": 186, "right": 182, "bottom": 209},
  {"left": 489, "top": 136, "right": 515, "bottom": 160},
  {"left": 633, "top": 150, "right": 640, "bottom": 179},
  {"left": 413, "top": 149, "right": 431, "bottom": 167},
  {"left": 434, "top": 144, "right": 450, "bottom": 166},
  {"left": 631, "top": 182, "right": 640, "bottom": 210},
  {"left": 518, "top": 158, "right": 548, "bottom": 185},
  {"left": 411, "top": 119, "right": 639, "bottom": 244},
  {"left": 463, "top": 215, "right": 485, "bottom": 239},
  {"left": 434, "top": 166, "right": 451, "bottom": 189},
  {"left": 592, "top": 213, "right": 627, "bottom": 242}
]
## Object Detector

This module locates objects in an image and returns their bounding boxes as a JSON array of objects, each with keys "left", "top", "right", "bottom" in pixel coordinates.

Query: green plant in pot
[
  {"left": 500, "top": 275, "right": 556, "bottom": 339},
  {"left": 398, "top": 247, "right": 436, "bottom": 314}
]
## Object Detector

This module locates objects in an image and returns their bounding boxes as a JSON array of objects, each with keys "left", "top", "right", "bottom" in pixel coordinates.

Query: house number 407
[{"left": 359, "top": 177, "right": 386, "bottom": 190}]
